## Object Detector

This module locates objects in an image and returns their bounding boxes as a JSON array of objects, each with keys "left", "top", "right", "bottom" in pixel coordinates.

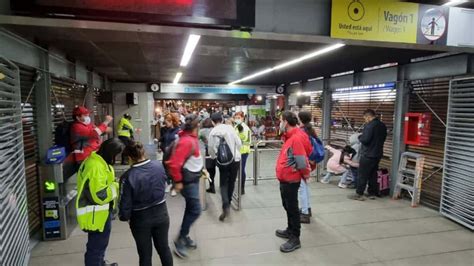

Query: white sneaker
[
  {"left": 320, "top": 179, "right": 330, "bottom": 184},
  {"left": 338, "top": 182, "right": 348, "bottom": 189},
  {"left": 171, "top": 189, "right": 177, "bottom": 197},
  {"left": 165, "top": 184, "right": 172, "bottom": 193}
]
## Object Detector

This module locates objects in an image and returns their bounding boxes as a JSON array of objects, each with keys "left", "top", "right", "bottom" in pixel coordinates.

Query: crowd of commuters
[{"left": 71, "top": 104, "right": 386, "bottom": 265}]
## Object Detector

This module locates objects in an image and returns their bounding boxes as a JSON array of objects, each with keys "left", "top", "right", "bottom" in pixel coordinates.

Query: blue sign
[{"left": 184, "top": 87, "right": 257, "bottom": 94}]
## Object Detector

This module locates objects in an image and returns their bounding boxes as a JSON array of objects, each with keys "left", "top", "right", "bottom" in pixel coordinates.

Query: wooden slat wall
[
  {"left": 19, "top": 66, "right": 41, "bottom": 236},
  {"left": 407, "top": 78, "right": 450, "bottom": 210},
  {"left": 330, "top": 85, "right": 396, "bottom": 171}
]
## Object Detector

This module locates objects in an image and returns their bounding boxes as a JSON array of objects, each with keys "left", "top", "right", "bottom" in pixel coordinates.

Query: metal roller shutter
[
  {"left": 301, "top": 91, "right": 324, "bottom": 136},
  {"left": 0, "top": 57, "right": 30, "bottom": 266},
  {"left": 330, "top": 83, "right": 396, "bottom": 171},
  {"left": 19, "top": 65, "right": 42, "bottom": 236},
  {"left": 440, "top": 77, "right": 474, "bottom": 230},
  {"left": 407, "top": 78, "right": 450, "bottom": 210}
]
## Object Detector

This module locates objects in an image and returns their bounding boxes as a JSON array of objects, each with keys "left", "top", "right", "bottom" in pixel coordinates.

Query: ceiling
[{"left": 5, "top": 24, "right": 441, "bottom": 85}]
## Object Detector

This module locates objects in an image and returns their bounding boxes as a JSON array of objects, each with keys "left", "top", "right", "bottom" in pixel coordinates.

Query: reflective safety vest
[
  {"left": 76, "top": 152, "right": 119, "bottom": 232},
  {"left": 117, "top": 117, "right": 134, "bottom": 138},
  {"left": 235, "top": 122, "right": 252, "bottom": 155}
]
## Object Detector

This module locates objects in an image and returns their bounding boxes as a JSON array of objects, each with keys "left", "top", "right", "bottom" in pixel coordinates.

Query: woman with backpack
[
  {"left": 165, "top": 114, "right": 203, "bottom": 259},
  {"left": 297, "top": 111, "right": 317, "bottom": 224},
  {"left": 119, "top": 141, "right": 173, "bottom": 266}
]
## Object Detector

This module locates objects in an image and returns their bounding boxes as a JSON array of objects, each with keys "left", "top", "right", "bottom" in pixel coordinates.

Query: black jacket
[
  {"left": 119, "top": 160, "right": 167, "bottom": 221},
  {"left": 359, "top": 118, "right": 387, "bottom": 159}
]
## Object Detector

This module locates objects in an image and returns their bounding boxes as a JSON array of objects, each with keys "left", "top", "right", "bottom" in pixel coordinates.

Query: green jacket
[
  {"left": 76, "top": 152, "right": 119, "bottom": 232},
  {"left": 235, "top": 122, "right": 251, "bottom": 154},
  {"left": 118, "top": 117, "right": 134, "bottom": 138}
]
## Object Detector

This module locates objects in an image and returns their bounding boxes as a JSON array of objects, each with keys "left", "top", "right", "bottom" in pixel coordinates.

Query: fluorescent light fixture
[
  {"left": 173, "top": 72, "right": 183, "bottom": 84},
  {"left": 256, "top": 95, "right": 263, "bottom": 101},
  {"left": 290, "top": 81, "right": 300, "bottom": 85},
  {"left": 443, "top": 0, "right": 467, "bottom": 6},
  {"left": 297, "top": 91, "right": 302, "bottom": 96},
  {"left": 180, "top": 34, "right": 201, "bottom": 67},
  {"left": 363, "top": 62, "right": 398, "bottom": 72},
  {"left": 331, "top": 70, "right": 354, "bottom": 77},
  {"left": 228, "top": 43, "right": 345, "bottom": 85},
  {"left": 308, "top": 77, "right": 324, "bottom": 82}
]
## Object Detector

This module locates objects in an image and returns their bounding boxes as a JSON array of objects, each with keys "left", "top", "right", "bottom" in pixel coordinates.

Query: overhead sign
[
  {"left": 331, "top": 0, "right": 457, "bottom": 46},
  {"left": 161, "top": 83, "right": 272, "bottom": 95}
]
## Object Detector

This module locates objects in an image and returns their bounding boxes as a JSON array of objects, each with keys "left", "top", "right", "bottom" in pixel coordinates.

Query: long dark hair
[
  {"left": 298, "top": 111, "right": 317, "bottom": 138},
  {"left": 97, "top": 138, "right": 125, "bottom": 165},
  {"left": 123, "top": 141, "right": 146, "bottom": 163}
]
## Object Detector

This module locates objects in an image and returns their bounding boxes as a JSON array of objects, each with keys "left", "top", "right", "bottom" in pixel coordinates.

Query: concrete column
[
  {"left": 390, "top": 65, "right": 409, "bottom": 195},
  {"left": 321, "top": 78, "right": 331, "bottom": 144},
  {"left": 35, "top": 50, "right": 53, "bottom": 163}
]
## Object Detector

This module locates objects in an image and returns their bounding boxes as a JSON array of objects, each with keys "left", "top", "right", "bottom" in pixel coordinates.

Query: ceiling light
[
  {"left": 228, "top": 43, "right": 345, "bottom": 85},
  {"left": 331, "top": 70, "right": 354, "bottom": 77},
  {"left": 256, "top": 96, "right": 263, "bottom": 101},
  {"left": 180, "top": 34, "right": 201, "bottom": 67},
  {"left": 443, "top": 0, "right": 467, "bottom": 6},
  {"left": 363, "top": 63, "right": 398, "bottom": 72},
  {"left": 290, "top": 81, "right": 300, "bottom": 85},
  {"left": 308, "top": 77, "right": 324, "bottom": 82},
  {"left": 173, "top": 72, "right": 183, "bottom": 84}
]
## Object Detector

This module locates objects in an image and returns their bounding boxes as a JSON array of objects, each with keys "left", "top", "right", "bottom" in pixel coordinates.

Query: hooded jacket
[
  {"left": 276, "top": 127, "right": 311, "bottom": 183},
  {"left": 166, "top": 131, "right": 203, "bottom": 183},
  {"left": 349, "top": 133, "right": 362, "bottom": 163},
  {"left": 208, "top": 124, "right": 242, "bottom": 162},
  {"left": 326, "top": 146, "right": 348, "bottom": 174},
  {"left": 70, "top": 121, "right": 108, "bottom": 162}
]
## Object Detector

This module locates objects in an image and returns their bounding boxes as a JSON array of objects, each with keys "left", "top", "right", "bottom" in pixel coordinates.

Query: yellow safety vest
[
  {"left": 235, "top": 123, "right": 252, "bottom": 154},
  {"left": 76, "top": 152, "right": 118, "bottom": 232},
  {"left": 117, "top": 117, "right": 134, "bottom": 138}
]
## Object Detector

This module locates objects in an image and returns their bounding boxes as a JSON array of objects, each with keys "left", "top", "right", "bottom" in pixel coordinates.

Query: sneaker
[
  {"left": 275, "top": 229, "right": 290, "bottom": 239},
  {"left": 206, "top": 186, "right": 216, "bottom": 194},
  {"left": 184, "top": 236, "right": 197, "bottom": 250},
  {"left": 165, "top": 184, "right": 172, "bottom": 193},
  {"left": 300, "top": 214, "right": 310, "bottom": 224},
  {"left": 366, "top": 194, "right": 377, "bottom": 200},
  {"left": 104, "top": 260, "right": 118, "bottom": 266},
  {"left": 338, "top": 182, "right": 348, "bottom": 189},
  {"left": 219, "top": 208, "right": 230, "bottom": 222},
  {"left": 348, "top": 194, "right": 366, "bottom": 201},
  {"left": 320, "top": 179, "right": 330, "bottom": 184},
  {"left": 171, "top": 189, "right": 177, "bottom": 197},
  {"left": 280, "top": 238, "right": 301, "bottom": 253},
  {"left": 347, "top": 184, "right": 356, "bottom": 189},
  {"left": 308, "top": 208, "right": 312, "bottom": 217},
  {"left": 173, "top": 237, "right": 188, "bottom": 259}
]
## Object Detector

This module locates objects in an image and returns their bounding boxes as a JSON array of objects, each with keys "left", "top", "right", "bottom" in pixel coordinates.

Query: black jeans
[
  {"left": 180, "top": 181, "right": 201, "bottom": 238},
  {"left": 206, "top": 158, "right": 216, "bottom": 188},
  {"left": 240, "top": 154, "right": 249, "bottom": 194},
  {"left": 119, "top": 136, "right": 132, "bottom": 164},
  {"left": 280, "top": 182, "right": 301, "bottom": 239},
  {"left": 357, "top": 156, "right": 381, "bottom": 196},
  {"left": 218, "top": 161, "right": 240, "bottom": 210},
  {"left": 85, "top": 214, "right": 111, "bottom": 266},
  {"left": 130, "top": 203, "right": 173, "bottom": 266}
]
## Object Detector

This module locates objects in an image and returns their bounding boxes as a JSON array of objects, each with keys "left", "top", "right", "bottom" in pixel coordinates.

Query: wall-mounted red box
[{"left": 404, "top": 113, "right": 432, "bottom": 146}]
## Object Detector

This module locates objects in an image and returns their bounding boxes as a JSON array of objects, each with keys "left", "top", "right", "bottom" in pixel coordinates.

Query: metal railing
[{"left": 253, "top": 140, "right": 283, "bottom": 185}]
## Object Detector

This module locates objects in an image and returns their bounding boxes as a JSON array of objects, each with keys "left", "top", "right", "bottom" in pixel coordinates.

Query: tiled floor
[{"left": 29, "top": 177, "right": 473, "bottom": 266}]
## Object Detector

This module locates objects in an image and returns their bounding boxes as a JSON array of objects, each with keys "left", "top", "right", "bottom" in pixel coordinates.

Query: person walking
[
  {"left": 75, "top": 138, "right": 124, "bottom": 266},
  {"left": 199, "top": 118, "right": 217, "bottom": 194},
  {"left": 234, "top": 112, "right": 251, "bottom": 195},
  {"left": 297, "top": 111, "right": 316, "bottom": 224},
  {"left": 349, "top": 109, "right": 387, "bottom": 201},
  {"left": 117, "top": 113, "right": 136, "bottom": 165},
  {"left": 160, "top": 112, "right": 181, "bottom": 196},
  {"left": 119, "top": 141, "right": 173, "bottom": 266},
  {"left": 208, "top": 113, "right": 242, "bottom": 222},
  {"left": 70, "top": 106, "right": 113, "bottom": 165},
  {"left": 275, "top": 111, "right": 311, "bottom": 253},
  {"left": 166, "top": 115, "right": 203, "bottom": 259}
]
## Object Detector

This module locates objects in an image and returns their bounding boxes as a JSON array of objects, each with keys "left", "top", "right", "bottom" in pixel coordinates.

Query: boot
[
  {"left": 206, "top": 185, "right": 216, "bottom": 194},
  {"left": 300, "top": 213, "right": 310, "bottom": 224},
  {"left": 280, "top": 237, "right": 301, "bottom": 253},
  {"left": 275, "top": 229, "right": 290, "bottom": 239},
  {"left": 219, "top": 208, "right": 230, "bottom": 222},
  {"left": 173, "top": 236, "right": 189, "bottom": 259}
]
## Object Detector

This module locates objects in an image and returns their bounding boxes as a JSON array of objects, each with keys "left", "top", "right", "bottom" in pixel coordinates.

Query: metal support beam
[
  {"left": 35, "top": 50, "right": 53, "bottom": 162},
  {"left": 390, "top": 65, "right": 409, "bottom": 196},
  {"left": 321, "top": 78, "right": 331, "bottom": 144}
]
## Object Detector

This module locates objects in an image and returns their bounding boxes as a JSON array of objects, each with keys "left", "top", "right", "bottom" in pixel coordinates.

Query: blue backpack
[{"left": 309, "top": 136, "right": 325, "bottom": 163}]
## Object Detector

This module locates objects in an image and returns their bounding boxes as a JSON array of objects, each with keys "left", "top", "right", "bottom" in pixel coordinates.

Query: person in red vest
[{"left": 71, "top": 106, "right": 113, "bottom": 164}]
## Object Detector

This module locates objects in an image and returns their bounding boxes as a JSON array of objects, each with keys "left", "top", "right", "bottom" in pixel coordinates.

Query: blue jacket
[
  {"left": 119, "top": 160, "right": 167, "bottom": 221},
  {"left": 160, "top": 127, "right": 180, "bottom": 152}
]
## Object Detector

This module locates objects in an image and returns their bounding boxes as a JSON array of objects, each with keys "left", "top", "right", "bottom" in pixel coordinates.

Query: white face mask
[
  {"left": 83, "top": 116, "right": 91, "bottom": 125},
  {"left": 235, "top": 119, "right": 242, "bottom": 125}
]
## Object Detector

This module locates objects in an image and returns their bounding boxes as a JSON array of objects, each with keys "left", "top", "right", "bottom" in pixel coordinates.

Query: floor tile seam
[
  {"left": 377, "top": 247, "right": 474, "bottom": 263},
  {"left": 327, "top": 214, "right": 442, "bottom": 227}
]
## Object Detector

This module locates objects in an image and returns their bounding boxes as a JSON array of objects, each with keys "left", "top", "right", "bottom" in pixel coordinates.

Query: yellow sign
[
  {"left": 0, "top": 72, "right": 5, "bottom": 81},
  {"left": 331, "top": 0, "right": 419, "bottom": 43}
]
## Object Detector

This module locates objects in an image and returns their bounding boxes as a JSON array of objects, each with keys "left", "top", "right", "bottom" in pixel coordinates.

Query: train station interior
[{"left": 0, "top": 0, "right": 473, "bottom": 265}]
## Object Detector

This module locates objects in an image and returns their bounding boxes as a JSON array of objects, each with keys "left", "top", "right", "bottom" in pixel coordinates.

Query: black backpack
[
  {"left": 216, "top": 137, "right": 234, "bottom": 166},
  {"left": 54, "top": 120, "right": 74, "bottom": 154}
]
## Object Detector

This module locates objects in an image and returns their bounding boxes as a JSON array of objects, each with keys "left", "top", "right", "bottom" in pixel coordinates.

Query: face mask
[
  {"left": 279, "top": 121, "right": 287, "bottom": 133},
  {"left": 83, "top": 116, "right": 91, "bottom": 125},
  {"left": 235, "top": 119, "right": 242, "bottom": 125}
]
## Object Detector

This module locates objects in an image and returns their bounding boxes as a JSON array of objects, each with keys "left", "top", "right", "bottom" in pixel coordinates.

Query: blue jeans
[
  {"left": 85, "top": 213, "right": 112, "bottom": 266},
  {"left": 350, "top": 167, "right": 358, "bottom": 185},
  {"left": 179, "top": 181, "right": 201, "bottom": 238},
  {"left": 299, "top": 180, "right": 311, "bottom": 215}
]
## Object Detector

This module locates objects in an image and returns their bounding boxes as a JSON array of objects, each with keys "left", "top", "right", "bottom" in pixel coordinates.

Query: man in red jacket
[
  {"left": 275, "top": 111, "right": 311, "bottom": 253},
  {"left": 70, "top": 106, "right": 113, "bottom": 164}
]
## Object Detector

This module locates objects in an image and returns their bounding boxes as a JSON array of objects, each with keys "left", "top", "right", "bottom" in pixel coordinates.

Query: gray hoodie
[
  {"left": 208, "top": 124, "right": 242, "bottom": 162},
  {"left": 349, "top": 133, "right": 362, "bottom": 163}
]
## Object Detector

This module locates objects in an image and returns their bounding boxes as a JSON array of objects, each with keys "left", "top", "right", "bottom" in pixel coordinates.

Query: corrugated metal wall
[
  {"left": 407, "top": 78, "right": 450, "bottom": 210},
  {"left": 19, "top": 65, "right": 42, "bottom": 236},
  {"left": 51, "top": 77, "right": 87, "bottom": 132},
  {"left": 0, "top": 57, "right": 30, "bottom": 266}
]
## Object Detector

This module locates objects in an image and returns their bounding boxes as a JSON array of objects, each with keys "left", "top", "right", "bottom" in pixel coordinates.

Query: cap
[{"left": 73, "top": 106, "right": 90, "bottom": 117}]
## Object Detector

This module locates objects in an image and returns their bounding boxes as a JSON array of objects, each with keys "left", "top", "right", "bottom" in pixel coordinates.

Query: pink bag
[{"left": 377, "top": 168, "right": 390, "bottom": 196}]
